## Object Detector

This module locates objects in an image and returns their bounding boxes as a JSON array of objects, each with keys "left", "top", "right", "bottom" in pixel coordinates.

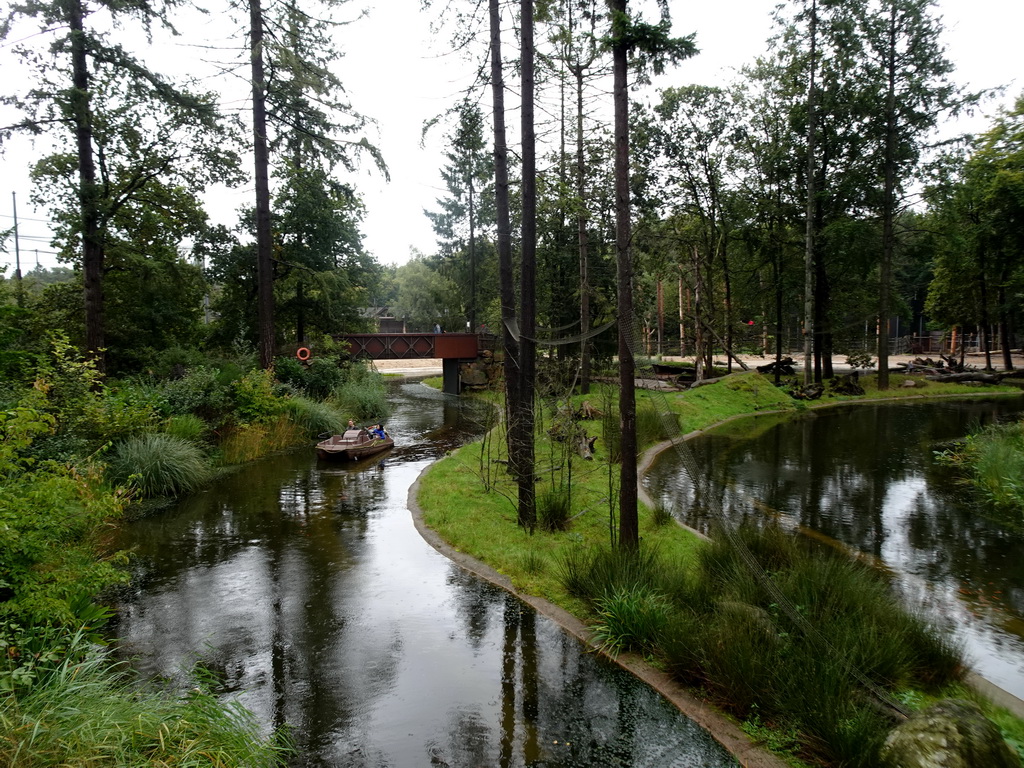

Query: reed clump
[
  {"left": 0, "top": 634, "right": 292, "bottom": 767},
  {"left": 558, "top": 524, "right": 966, "bottom": 767},
  {"left": 281, "top": 396, "right": 346, "bottom": 437},
  {"left": 106, "top": 433, "right": 211, "bottom": 498}
]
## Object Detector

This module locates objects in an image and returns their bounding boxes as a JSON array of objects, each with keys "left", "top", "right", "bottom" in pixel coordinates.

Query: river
[
  {"left": 111, "top": 380, "right": 737, "bottom": 767},
  {"left": 643, "top": 397, "right": 1024, "bottom": 701}
]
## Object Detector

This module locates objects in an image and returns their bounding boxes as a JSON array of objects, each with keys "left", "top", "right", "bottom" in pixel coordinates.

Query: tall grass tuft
[
  {"left": 636, "top": 402, "right": 675, "bottom": 447},
  {"left": 163, "top": 413, "right": 208, "bottom": 443},
  {"left": 558, "top": 524, "right": 968, "bottom": 767},
  {"left": 282, "top": 396, "right": 345, "bottom": 437},
  {"left": 332, "top": 364, "right": 391, "bottom": 422},
  {"left": 651, "top": 498, "right": 674, "bottom": 527},
  {"left": 557, "top": 544, "right": 669, "bottom": 605},
  {"left": 107, "top": 433, "right": 211, "bottom": 498},
  {"left": 970, "top": 421, "right": 1024, "bottom": 512},
  {"left": 0, "top": 638, "right": 293, "bottom": 767},
  {"left": 538, "top": 488, "right": 572, "bottom": 532},
  {"left": 219, "top": 416, "right": 303, "bottom": 465},
  {"left": 591, "top": 584, "right": 671, "bottom": 657}
]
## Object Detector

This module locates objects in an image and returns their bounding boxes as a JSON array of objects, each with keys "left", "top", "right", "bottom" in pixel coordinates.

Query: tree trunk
[
  {"left": 802, "top": 0, "right": 818, "bottom": 387},
  {"left": 69, "top": 0, "right": 105, "bottom": 372},
  {"left": 877, "top": 2, "right": 897, "bottom": 389},
  {"left": 575, "top": 62, "right": 592, "bottom": 393},
  {"left": 250, "top": 0, "right": 275, "bottom": 369},
  {"left": 998, "top": 273, "right": 1014, "bottom": 371},
  {"left": 609, "top": 0, "right": 638, "bottom": 551},
  {"left": 978, "top": 243, "right": 992, "bottom": 370},
  {"left": 468, "top": 173, "right": 477, "bottom": 332},
  {"left": 489, "top": 0, "right": 520, "bottom": 474},
  {"left": 517, "top": 0, "right": 537, "bottom": 532}
]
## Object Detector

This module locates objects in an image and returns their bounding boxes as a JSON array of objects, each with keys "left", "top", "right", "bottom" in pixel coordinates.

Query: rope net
[{"left": 617, "top": 310, "right": 910, "bottom": 719}]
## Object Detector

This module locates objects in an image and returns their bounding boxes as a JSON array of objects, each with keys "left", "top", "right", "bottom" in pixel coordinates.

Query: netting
[{"left": 616, "top": 310, "right": 910, "bottom": 719}]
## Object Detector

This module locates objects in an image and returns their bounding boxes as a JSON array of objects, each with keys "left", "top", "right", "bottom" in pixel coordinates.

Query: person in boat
[
  {"left": 347, "top": 418, "right": 356, "bottom": 429},
  {"left": 370, "top": 424, "right": 387, "bottom": 440}
]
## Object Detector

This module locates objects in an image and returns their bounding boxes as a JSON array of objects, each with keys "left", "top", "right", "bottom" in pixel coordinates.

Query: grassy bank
[
  {"left": 0, "top": 340, "right": 400, "bottom": 766},
  {"left": 937, "top": 416, "right": 1024, "bottom": 524},
  {"left": 418, "top": 370, "right": 1024, "bottom": 766}
]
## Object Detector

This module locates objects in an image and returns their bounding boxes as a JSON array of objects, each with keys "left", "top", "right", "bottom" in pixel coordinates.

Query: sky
[{"left": 1, "top": 0, "right": 1022, "bottom": 275}]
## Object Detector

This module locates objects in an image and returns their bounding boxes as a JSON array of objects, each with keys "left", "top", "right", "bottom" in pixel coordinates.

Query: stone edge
[{"left": 407, "top": 473, "right": 789, "bottom": 768}]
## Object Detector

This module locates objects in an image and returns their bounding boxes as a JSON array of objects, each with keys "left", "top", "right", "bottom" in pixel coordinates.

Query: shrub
[
  {"left": 219, "top": 416, "right": 303, "bottom": 465},
  {"left": 0, "top": 399, "right": 127, "bottom": 625},
  {"left": 231, "top": 369, "right": 283, "bottom": 423},
  {"left": 106, "top": 433, "right": 211, "bottom": 498},
  {"left": 651, "top": 499, "right": 674, "bottom": 527},
  {"left": 332, "top": 364, "right": 390, "bottom": 422},
  {"left": 161, "top": 366, "right": 231, "bottom": 420},
  {"left": 304, "top": 357, "right": 346, "bottom": 400}
]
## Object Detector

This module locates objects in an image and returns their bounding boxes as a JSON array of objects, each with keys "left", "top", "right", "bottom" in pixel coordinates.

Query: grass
[
  {"left": 944, "top": 419, "right": 1024, "bottom": 518},
  {"left": 0, "top": 635, "right": 292, "bottom": 767},
  {"left": 417, "top": 370, "right": 1024, "bottom": 766},
  {"left": 106, "top": 433, "right": 211, "bottom": 498},
  {"left": 281, "top": 395, "right": 346, "bottom": 437}
]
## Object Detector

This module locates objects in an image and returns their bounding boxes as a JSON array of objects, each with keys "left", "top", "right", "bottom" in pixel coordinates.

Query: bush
[
  {"left": 0, "top": 399, "right": 127, "bottom": 625},
  {"left": 161, "top": 366, "right": 231, "bottom": 420},
  {"left": 591, "top": 584, "right": 671, "bottom": 656},
  {"left": 231, "top": 369, "right": 283, "bottom": 423},
  {"left": 106, "top": 433, "right": 211, "bottom": 498}
]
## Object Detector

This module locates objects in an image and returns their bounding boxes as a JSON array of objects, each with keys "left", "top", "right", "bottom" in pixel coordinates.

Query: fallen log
[
  {"left": 688, "top": 375, "right": 730, "bottom": 389},
  {"left": 925, "top": 371, "right": 1010, "bottom": 384}
]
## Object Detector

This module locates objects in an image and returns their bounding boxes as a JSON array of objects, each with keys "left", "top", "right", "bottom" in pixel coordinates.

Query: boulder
[
  {"left": 880, "top": 698, "right": 1017, "bottom": 768},
  {"left": 460, "top": 365, "right": 489, "bottom": 387}
]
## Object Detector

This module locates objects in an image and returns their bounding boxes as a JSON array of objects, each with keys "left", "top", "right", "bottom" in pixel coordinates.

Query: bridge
[{"left": 337, "top": 333, "right": 480, "bottom": 395}]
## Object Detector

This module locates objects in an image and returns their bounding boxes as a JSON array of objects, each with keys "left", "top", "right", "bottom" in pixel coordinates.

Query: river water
[
  {"left": 643, "top": 397, "right": 1024, "bottom": 701},
  {"left": 111, "top": 381, "right": 736, "bottom": 767}
]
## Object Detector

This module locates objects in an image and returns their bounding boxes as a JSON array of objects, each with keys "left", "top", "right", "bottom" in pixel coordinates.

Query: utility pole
[{"left": 12, "top": 192, "right": 24, "bottom": 307}]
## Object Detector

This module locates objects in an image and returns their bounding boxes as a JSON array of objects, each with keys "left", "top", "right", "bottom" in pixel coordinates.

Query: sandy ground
[{"left": 373, "top": 351, "right": 1024, "bottom": 377}]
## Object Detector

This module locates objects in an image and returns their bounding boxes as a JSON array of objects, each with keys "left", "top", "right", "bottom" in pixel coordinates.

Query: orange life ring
[{"left": 296, "top": 347, "right": 311, "bottom": 361}]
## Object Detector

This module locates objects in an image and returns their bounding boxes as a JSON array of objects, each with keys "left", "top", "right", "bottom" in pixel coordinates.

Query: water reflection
[
  {"left": 112, "top": 381, "right": 735, "bottom": 767},
  {"left": 645, "top": 398, "right": 1024, "bottom": 699}
]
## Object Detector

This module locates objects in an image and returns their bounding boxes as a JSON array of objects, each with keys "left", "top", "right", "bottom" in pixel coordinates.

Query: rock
[
  {"left": 902, "top": 379, "right": 918, "bottom": 388},
  {"left": 880, "top": 698, "right": 1017, "bottom": 768},
  {"left": 460, "top": 366, "right": 488, "bottom": 386}
]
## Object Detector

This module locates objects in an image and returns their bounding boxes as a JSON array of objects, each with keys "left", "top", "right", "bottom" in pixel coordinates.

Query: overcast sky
[{"left": 1, "top": 0, "right": 1022, "bottom": 274}]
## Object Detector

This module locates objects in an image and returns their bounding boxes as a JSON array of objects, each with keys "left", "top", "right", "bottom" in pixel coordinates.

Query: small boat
[{"left": 316, "top": 428, "right": 394, "bottom": 461}]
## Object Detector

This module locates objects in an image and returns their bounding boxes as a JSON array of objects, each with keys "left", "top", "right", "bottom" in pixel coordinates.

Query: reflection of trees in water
[
  {"left": 445, "top": 567, "right": 498, "bottom": 650},
  {"left": 648, "top": 400, "right": 1024, "bottom": 641}
]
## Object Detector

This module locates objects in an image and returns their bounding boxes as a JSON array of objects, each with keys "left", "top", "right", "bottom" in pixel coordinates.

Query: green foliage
[
  {"left": 231, "top": 369, "right": 283, "bottom": 424},
  {"left": 163, "top": 413, "right": 208, "bottom": 444},
  {"left": 0, "top": 636, "right": 293, "bottom": 767},
  {"left": 280, "top": 396, "right": 345, "bottom": 437},
  {"left": 537, "top": 488, "right": 572, "bottom": 532},
  {"left": 331, "top": 364, "right": 390, "bottom": 422},
  {"left": 556, "top": 524, "right": 967, "bottom": 767},
  {"left": 160, "top": 366, "right": 232, "bottom": 421},
  {"left": 106, "top": 433, "right": 211, "bottom": 498},
  {"left": 591, "top": 583, "right": 671, "bottom": 657},
  {"left": 936, "top": 419, "right": 1024, "bottom": 518},
  {"left": 274, "top": 354, "right": 346, "bottom": 400},
  {"left": 0, "top": 396, "right": 127, "bottom": 626}
]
